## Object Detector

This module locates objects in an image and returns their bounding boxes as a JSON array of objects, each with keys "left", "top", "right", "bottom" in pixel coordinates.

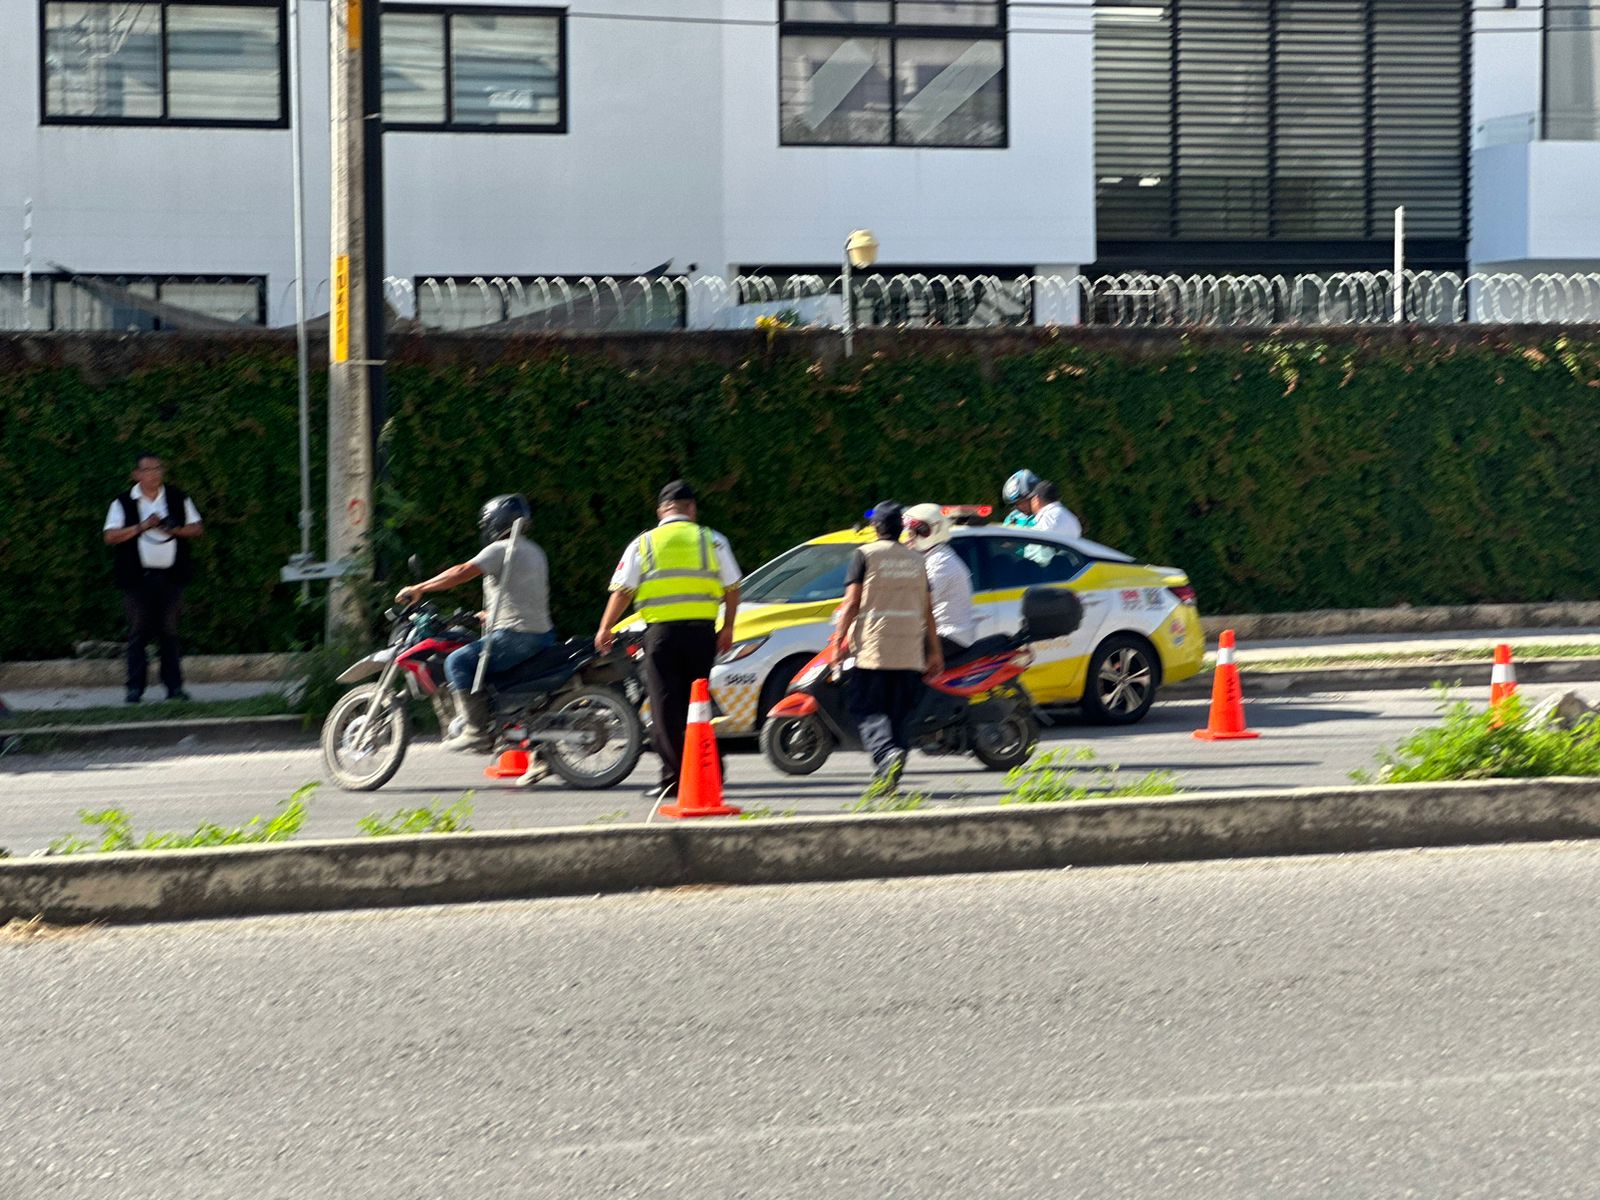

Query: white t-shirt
[
  {"left": 1032, "top": 501, "right": 1082, "bottom": 540},
  {"left": 609, "top": 516, "right": 742, "bottom": 592},
  {"left": 923, "top": 543, "right": 979, "bottom": 647},
  {"left": 103, "top": 486, "right": 202, "bottom": 571}
]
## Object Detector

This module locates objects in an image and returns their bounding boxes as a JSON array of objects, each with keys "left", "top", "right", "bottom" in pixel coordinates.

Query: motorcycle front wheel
[
  {"left": 543, "top": 685, "right": 645, "bottom": 789},
  {"left": 760, "top": 714, "right": 834, "bottom": 775},
  {"left": 321, "top": 683, "right": 412, "bottom": 792}
]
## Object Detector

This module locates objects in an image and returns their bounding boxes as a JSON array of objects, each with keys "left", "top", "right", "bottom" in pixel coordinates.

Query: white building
[{"left": 0, "top": 1, "right": 1595, "bottom": 330}]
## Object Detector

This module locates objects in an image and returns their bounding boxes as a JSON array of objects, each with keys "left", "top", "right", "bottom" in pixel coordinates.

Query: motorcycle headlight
[{"left": 717, "top": 636, "right": 768, "bottom": 665}]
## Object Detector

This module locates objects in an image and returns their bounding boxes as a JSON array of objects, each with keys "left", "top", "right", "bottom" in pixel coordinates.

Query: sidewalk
[
  {"left": 1236, "top": 626, "right": 1600, "bottom": 664},
  {"left": 2, "top": 682, "right": 285, "bottom": 714}
]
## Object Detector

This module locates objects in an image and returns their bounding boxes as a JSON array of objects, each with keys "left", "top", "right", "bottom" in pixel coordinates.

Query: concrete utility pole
[{"left": 327, "top": 0, "right": 387, "bottom": 635}]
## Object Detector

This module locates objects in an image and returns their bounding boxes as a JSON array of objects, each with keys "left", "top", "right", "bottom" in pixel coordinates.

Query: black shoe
[
  {"left": 643, "top": 782, "right": 677, "bottom": 801},
  {"left": 165, "top": 690, "right": 191, "bottom": 703},
  {"left": 125, "top": 690, "right": 142, "bottom": 705}
]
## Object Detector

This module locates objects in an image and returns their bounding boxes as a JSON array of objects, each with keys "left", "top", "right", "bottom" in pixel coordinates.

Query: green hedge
[{"left": 4, "top": 327, "right": 1600, "bottom": 662}]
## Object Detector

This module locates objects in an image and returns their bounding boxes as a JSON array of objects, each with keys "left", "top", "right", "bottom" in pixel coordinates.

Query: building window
[
  {"left": 0, "top": 274, "right": 266, "bottom": 331},
  {"left": 1547, "top": 1, "right": 1600, "bottom": 140},
  {"left": 413, "top": 276, "right": 685, "bottom": 330},
  {"left": 779, "top": 1, "right": 1007, "bottom": 147},
  {"left": 41, "top": 1, "right": 287, "bottom": 126},
  {"left": 381, "top": 6, "right": 566, "bottom": 131},
  {"left": 1093, "top": 0, "right": 1470, "bottom": 257}
]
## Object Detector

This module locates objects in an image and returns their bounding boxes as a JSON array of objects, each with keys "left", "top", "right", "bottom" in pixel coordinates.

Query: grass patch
[
  {"left": 1001, "top": 748, "right": 1181, "bottom": 805},
  {"left": 1357, "top": 690, "right": 1600, "bottom": 783},
  {"left": 3, "top": 693, "right": 293, "bottom": 729},
  {"left": 46, "top": 782, "right": 316, "bottom": 854},
  {"left": 358, "top": 794, "right": 475, "bottom": 836}
]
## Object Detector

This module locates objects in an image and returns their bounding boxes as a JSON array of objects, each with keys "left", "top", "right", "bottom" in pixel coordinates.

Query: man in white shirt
[
  {"left": 903, "top": 503, "right": 980, "bottom": 659},
  {"left": 102, "top": 452, "right": 204, "bottom": 703},
  {"left": 1027, "top": 480, "right": 1083, "bottom": 539}
]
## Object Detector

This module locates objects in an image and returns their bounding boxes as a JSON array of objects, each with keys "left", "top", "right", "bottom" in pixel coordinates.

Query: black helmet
[{"left": 478, "top": 494, "right": 531, "bottom": 544}]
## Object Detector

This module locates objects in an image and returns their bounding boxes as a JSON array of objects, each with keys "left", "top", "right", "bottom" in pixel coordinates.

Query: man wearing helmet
[
  {"left": 1002, "top": 468, "right": 1040, "bottom": 527},
  {"left": 396, "top": 494, "right": 554, "bottom": 752},
  {"left": 902, "top": 503, "right": 979, "bottom": 660}
]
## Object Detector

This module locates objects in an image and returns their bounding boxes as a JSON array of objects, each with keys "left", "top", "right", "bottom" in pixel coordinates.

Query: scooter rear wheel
[
  {"left": 760, "top": 714, "right": 834, "bottom": 775},
  {"left": 972, "top": 707, "right": 1039, "bottom": 771}
]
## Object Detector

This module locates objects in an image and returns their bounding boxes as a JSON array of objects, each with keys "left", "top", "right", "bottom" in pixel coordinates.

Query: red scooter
[{"left": 759, "top": 587, "right": 1083, "bottom": 775}]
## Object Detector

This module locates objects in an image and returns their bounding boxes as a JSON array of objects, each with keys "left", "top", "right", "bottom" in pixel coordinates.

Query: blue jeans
[{"left": 445, "top": 629, "right": 556, "bottom": 693}]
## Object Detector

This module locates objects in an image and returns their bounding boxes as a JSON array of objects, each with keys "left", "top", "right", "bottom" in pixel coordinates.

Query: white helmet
[{"left": 902, "top": 502, "right": 951, "bottom": 552}]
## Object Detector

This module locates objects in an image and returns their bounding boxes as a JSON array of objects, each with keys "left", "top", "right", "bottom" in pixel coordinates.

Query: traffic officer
[{"left": 596, "top": 480, "right": 742, "bottom": 801}]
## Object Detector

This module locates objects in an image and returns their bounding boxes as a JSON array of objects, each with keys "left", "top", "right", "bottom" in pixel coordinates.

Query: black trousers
[
  {"left": 847, "top": 668, "right": 925, "bottom": 769},
  {"left": 643, "top": 620, "right": 719, "bottom": 788},
  {"left": 123, "top": 570, "right": 185, "bottom": 697}
]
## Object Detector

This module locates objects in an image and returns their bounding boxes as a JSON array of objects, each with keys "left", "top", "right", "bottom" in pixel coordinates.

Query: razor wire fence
[{"left": 8, "top": 269, "right": 1600, "bottom": 334}]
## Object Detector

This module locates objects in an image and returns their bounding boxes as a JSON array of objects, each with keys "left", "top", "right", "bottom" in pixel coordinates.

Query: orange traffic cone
[
  {"left": 1490, "top": 642, "right": 1518, "bottom": 716},
  {"left": 1194, "top": 629, "right": 1259, "bottom": 741},
  {"left": 484, "top": 749, "right": 530, "bottom": 779},
  {"left": 660, "top": 679, "right": 740, "bottom": 818}
]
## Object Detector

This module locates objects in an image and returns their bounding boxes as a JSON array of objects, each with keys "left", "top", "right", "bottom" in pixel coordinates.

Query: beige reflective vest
[{"left": 851, "top": 539, "right": 931, "bottom": 671}]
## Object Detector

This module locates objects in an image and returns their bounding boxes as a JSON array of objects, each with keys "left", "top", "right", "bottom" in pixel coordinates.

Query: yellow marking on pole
[
  {"left": 333, "top": 255, "right": 350, "bottom": 364},
  {"left": 348, "top": 0, "right": 362, "bottom": 51}
]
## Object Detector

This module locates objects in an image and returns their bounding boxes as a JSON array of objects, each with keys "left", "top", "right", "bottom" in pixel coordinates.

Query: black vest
[{"left": 113, "top": 486, "right": 195, "bottom": 589}]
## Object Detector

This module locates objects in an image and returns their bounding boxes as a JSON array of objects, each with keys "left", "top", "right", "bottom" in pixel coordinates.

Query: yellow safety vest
[{"left": 634, "top": 522, "right": 724, "bottom": 624}]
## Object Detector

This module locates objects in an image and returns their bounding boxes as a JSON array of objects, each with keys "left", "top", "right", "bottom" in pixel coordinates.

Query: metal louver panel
[
  {"left": 1175, "top": 0, "right": 1270, "bottom": 238},
  {"left": 1094, "top": 0, "right": 1468, "bottom": 245},
  {"left": 1371, "top": 0, "right": 1468, "bottom": 239}
]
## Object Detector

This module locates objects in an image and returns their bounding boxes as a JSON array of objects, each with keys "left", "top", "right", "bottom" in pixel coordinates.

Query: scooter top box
[{"left": 1021, "top": 587, "right": 1083, "bottom": 640}]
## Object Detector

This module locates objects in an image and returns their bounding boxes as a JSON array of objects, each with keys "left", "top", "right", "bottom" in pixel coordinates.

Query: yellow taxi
[{"left": 708, "top": 510, "right": 1205, "bottom": 737}]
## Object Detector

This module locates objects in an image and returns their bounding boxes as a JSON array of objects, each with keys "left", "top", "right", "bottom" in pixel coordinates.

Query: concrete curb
[
  {"left": 4, "top": 778, "right": 1600, "bottom": 925},
  {"left": 1, "top": 714, "right": 309, "bottom": 752},
  {"left": 1166, "top": 655, "right": 1600, "bottom": 699}
]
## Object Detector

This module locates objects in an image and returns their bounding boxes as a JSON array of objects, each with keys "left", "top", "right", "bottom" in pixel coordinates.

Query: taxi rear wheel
[{"left": 1083, "top": 634, "right": 1159, "bottom": 725}]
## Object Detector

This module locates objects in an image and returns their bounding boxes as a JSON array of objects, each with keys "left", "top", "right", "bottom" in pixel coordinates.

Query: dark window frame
[
  {"left": 1543, "top": 0, "right": 1600, "bottom": 140},
  {"left": 778, "top": 0, "right": 1009, "bottom": 150},
  {"left": 0, "top": 272, "right": 268, "bottom": 331},
  {"left": 412, "top": 273, "right": 688, "bottom": 329},
  {"left": 380, "top": 3, "right": 568, "bottom": 134},
  {"left": 39, "top": 0, "right": 290, "bottom": 129},
  {"left": 977, "top": 535, "right": 1088, "bottom": 593}
]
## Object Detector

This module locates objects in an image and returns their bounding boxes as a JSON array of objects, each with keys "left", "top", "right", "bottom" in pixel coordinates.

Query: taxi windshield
[{"left": 740, "top": 543, "right": 857, "bottom": 604}]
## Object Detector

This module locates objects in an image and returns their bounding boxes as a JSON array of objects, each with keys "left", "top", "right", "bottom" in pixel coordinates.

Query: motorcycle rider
[
  {"left": 903, "top": 503, "right": 979, "bottom": 661},
  {"left": 395, "top": 494, "right": 554, "bottom": 752},
  {"left": 1026, "top": 480, "right": 1083, "bottom": 539},
  {"left": 1002, "top": 469, "right": 1040, "bottom": 527}
]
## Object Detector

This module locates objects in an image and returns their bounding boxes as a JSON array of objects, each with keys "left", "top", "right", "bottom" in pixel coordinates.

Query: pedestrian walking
[
  {"left": 830, "top": 501, "right": 944, "bottom": 788},
  {"left": 102, "top": 452, "right": 204, "bottom": 703},
  {"left": 595, "top": 481, "right": 741, "bottom": 801}
]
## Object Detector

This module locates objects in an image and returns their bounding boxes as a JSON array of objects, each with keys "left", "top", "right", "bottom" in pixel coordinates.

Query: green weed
[
  {"left": 849, "top": 776, "right": 931, "bottom": 813},
  {"left": 586, "top": 809, "right": 631, "bottom": 825},
  {"left": 358, "top": 793, "right": 475, "bottom": 836},
  {"left": 47, "top": 782, "right": 316, "bottom": 854},
  {"left": 1001, "top": 748, "right": 1181, "bottom": 805},
  {"left": 1356, "top": 690, "right": 1600, "bottom": 783},
  {"left": 738, "top": 804, "right": 799, "bottom": 821}
]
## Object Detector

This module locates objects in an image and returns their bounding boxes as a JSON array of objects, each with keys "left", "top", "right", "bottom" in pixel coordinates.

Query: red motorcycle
[{"left": 759, "top": 587, "right": 1083, "bottom": 775}]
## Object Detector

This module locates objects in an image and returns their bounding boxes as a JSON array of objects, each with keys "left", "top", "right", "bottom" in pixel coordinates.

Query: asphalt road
[
  {"left": 0, "top": 684, "right": 1565, "bottom": 854},
  {"left": 5, "top": 841, "right": 1600, "bottom": 1198}
]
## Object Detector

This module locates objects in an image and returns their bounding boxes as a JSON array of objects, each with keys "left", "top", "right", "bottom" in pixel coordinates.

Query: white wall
[
  {"left": 0, "top": 2, "right": 330, "bottom": 326},
  {"left": 2, "top": 0, "right": 1098, "bottom": 328}
]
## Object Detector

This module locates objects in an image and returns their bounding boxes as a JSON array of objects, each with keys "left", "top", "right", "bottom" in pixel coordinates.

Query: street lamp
[{"left": 842, "top": 229, "right": 879, "bottom": 357}]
